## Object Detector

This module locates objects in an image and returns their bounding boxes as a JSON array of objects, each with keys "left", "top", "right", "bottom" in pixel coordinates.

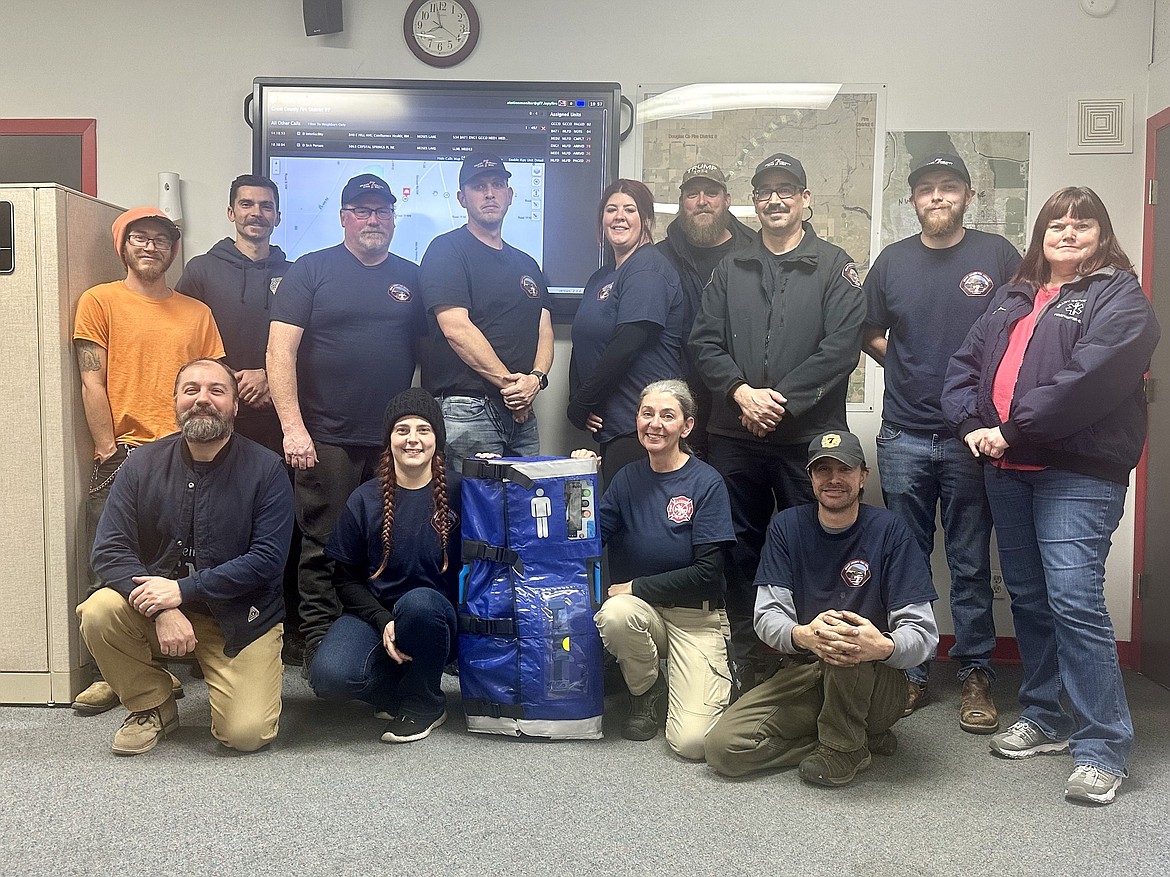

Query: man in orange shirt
[{"left": 72, "top": 207, "right": 226, "bottom": 714}]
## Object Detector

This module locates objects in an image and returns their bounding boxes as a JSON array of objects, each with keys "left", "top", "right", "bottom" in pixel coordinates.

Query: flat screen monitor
[{"left": 251, "top": 77, "right": 622, "bottom": 319}]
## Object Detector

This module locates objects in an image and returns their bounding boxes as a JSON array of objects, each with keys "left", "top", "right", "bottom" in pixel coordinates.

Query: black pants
[
  {"left": 294, "top": 442, "right": 381, "bottom": 650},
  {"left": 707, "top": 435, "right": 814, "bottom": 667}
]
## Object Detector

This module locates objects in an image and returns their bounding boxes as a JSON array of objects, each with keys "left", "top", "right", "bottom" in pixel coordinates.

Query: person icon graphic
[{"left": 531, "top": 488, "right": 552, "bottom": 538}]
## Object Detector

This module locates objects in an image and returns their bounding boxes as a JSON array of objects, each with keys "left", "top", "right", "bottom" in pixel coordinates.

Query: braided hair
[{"left": 371, "top": 445, "right": 451, "bottom": 579}]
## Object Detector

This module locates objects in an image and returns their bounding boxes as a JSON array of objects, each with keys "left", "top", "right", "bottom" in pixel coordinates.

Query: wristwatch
[{"left": 529, "top": 369, "right": 549, "bottom": 390}]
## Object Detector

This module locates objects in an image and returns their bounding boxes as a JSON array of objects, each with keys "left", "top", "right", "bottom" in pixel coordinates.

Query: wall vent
[{"left": 1068, "top": 92, "right": 1132, "bottom": 154}]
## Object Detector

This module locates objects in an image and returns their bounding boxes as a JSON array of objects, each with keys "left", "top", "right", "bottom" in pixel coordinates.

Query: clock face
[{"left": 406, "top": 0, "right": 480, "bottom": 67}]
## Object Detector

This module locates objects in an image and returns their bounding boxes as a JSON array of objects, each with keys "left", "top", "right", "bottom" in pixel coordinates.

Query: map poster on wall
[
  {"left": 881, "top": 131, "right": 1030, "bottom": 252},
  {"left": 636, "top": 85, "right": 884, "bottom": 409}
]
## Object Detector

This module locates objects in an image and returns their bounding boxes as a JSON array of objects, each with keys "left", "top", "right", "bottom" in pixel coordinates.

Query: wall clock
[{"left": 405, "top": 0, "right": 480, "bottom": 68}]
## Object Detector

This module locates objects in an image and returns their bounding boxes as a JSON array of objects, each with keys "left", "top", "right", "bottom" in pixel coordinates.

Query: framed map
[{"left": 635, "top": 84, "right": 885, "bottom": 410}]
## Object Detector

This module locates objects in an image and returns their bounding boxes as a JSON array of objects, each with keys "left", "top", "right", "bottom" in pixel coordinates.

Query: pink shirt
[{"left": 990, "top": 285, "right": 1060, "bottom": 470}]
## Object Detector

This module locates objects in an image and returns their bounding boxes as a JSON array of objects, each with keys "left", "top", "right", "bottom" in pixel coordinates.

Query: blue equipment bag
[{"left": 458, "top": 456, "right": 603, "bottom": 739}]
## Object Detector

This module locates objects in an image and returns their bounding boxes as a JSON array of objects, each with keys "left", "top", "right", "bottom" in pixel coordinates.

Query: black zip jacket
[
  {"left": 92, "top": 433, "right": 294, "bottom": 656},
  {"left": 688, "top": 222, "right": 865, "bottom": 444}
]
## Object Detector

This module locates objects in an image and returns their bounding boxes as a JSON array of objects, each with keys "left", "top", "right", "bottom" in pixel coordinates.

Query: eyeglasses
[
  {"left": 342, "top": 207, "right": 395, "bottom": 220},
  {"left": 126, "top": 232, "right": 174, "bottom": 251},
  {"left": 751, "top": 184, "right": 803, "bottom": 202}
]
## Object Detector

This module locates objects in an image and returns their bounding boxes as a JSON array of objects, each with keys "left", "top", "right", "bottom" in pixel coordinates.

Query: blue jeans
[
  {"left": 310, "top": 588, "right": 457, "bottom": 721},
  {"left": 876, "top": 424, "right": 995, "bottom": 684},
  {"left": 439, "top": 395, "right": 541, "bottom": 473},
  {"left": 984, "top": 466, "right": 1132, "bottom": 774}
]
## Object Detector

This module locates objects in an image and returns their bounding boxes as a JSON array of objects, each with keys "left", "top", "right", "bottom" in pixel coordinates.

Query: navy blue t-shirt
[
  {"left": 600, "top": 456, "right": 734, "bottom": 586},
  {"left": 864, "top": 229, "right": 1020, "bottom": 431},
  {"left": 571, "top": 245, "right": 685, "bottom": 442},
  {"left": 271, "top": 244, "right": 423, "bottom": 447},
  {"left": 326, "top": 472, "right": 462, "bottom": 607},
  {"left": 419, "top": 226, "right": 549, "bottom": 397},
  {"left": 755, "top": 503, "right": 936, "bottom": 632}
]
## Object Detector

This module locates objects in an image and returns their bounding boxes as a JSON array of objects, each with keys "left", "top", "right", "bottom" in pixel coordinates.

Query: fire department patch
[
  {"left": 598, "top": 282, "right": 614, "bottom": 301},
  {"left": 959, "top": 271, "right": 994, "bottom": 297},
  {"left": 666, "top": 495, "right": 694, "bottom": 524},
  {"left": 520, "top": 275, "right": 540, "bottom": 298},
  {"left": 841, "top": 559, "right": 871, "bottom": 588},
  {"left": 270, "top": 277, "right": 283, "bottom": 295},
  {"left": 388, "top": 284, "right": 412, "bottom": 302},
  {"left": 842, "top": 262, "right": 862, "bottom": 289}
]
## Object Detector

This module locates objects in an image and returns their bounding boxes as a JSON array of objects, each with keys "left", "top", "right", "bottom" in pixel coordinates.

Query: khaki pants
[
  {"left": 593, "top": 594, "right": 732, "bottom": 760},
  {"left": 705, "top": 658, "right": 908, "bottom": 777},
  {"left": 77, "top": 588, "right": 283, "bottom": 752}
]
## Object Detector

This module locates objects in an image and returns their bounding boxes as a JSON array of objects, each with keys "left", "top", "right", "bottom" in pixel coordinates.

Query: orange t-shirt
[{"left": 73, "top": 281, "right": 226, "bottom": 449}]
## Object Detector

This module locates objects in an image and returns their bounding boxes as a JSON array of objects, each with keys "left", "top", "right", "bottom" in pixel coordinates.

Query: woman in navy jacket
[{"left": 942, "top": 187, "right": 1160, "bottom": 806}]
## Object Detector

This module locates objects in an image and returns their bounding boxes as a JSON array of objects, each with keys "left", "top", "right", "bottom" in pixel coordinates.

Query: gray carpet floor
[{"left": 1, "top": 664, "right": 1167, "bottom": 877}]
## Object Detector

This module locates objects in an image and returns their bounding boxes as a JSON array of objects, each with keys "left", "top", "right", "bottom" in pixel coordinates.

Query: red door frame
[
  {"left": 1132, "top": 105, "right": 1170, "bottom": 671},
  {"left": 0, "top": 118, "right": 97, "bottom": 196}
]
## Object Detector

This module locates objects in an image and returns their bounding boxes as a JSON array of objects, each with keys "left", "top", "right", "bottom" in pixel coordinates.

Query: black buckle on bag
[{"left": 462, "top": 539, "right": 525, "bottom": 576}]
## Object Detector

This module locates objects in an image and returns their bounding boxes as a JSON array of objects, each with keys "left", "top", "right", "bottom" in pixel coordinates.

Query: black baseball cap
[
  {"left": 907, "top": 153, "right": 971, "bottom": 189},
  {"left": 751, "top": 153, "right": 807, "bottom": 189},
  {"left": 459, "top": 151, "right": 512, "bottom": 187},
  {"left": 807, "top": 431, "right": 866, "bottom": 469},
  {"left": 341, "top": 173, "right": 396, "bottom": 205}
]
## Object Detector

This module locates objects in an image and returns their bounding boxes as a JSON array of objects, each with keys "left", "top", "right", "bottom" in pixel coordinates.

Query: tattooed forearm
[{"left": 76, "top": 341, "right": 105, "bottom": 372}]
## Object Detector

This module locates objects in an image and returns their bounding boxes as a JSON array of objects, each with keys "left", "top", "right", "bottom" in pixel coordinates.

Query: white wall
[{"left": 1, "top": 0, "right": 1156, "bottom": 639}]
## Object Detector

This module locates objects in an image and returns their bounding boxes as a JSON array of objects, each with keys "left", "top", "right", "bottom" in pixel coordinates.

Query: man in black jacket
[
  {"left": 690, "top": 153, "right": 866, "bottom": 689},
  {"left": 657, "top": 161, "right": 755, "bottom": 458},
  {"left": 77, "top": 359, "right": 293, "bottom": 756}
]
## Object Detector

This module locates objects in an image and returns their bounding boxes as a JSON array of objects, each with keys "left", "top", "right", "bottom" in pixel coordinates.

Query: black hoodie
[{"left": 177, "top": 238, "right": 292, "bottom": 371}]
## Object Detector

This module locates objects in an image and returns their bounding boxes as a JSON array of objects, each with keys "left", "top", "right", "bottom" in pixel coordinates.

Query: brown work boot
[
  {"left": 867, "top": 729, "right": 898, "bottom": 757},
  {"left": 903, "top": 680, "right": 928, "bottom": 717},
  {"left": 959, "top": 669, "right": 999, "bottom": 734},
  {"left": 798, "top": 744, "right": 872, "bottom": 786},
  {"left": 72, "top": 680, "right": 119, "bottom": 715},
  {"left": 111, "top": 697, "right": 179, "bottom": 756}
]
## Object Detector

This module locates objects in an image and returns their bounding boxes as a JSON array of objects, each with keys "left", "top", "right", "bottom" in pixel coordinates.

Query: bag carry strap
[
  {"left": 462, "top": 539, "right": 525, "bottom": 576},
  {"left": 460, "top": 458, "right": 536, "bottom": 491},
  {"left": 462, "top": 698, "right": 526, "bottom": 720},
  {"left": 458, "top": 614, "right": 516, "bottom": 636}
]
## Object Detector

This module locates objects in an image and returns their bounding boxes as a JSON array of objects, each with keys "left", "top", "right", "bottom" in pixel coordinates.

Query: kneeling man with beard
[{"left": 77, "top": 359, "right": 293, "bottom": 755}]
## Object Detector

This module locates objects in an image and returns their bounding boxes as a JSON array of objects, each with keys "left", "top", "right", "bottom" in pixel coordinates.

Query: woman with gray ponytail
[{"left": 574, "top": 379, "right": 735, "bottom": 759}]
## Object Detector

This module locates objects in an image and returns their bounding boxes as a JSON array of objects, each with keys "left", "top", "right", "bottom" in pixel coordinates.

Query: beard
[
  {"left": 124, "top": 248, "right": 176, "bottom": 283},
  {"left": 917, "top": 202, "right": 965, "bottom": 239},
  {"left": 179, "top": 403, "right": 233, "bottom": 443},
  {"left": 679, "top": 207, "right": 730, "bottom": 248}
]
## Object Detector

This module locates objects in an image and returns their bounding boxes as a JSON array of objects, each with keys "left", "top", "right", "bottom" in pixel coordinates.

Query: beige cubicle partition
[{"left": 0, "top": 184, "right": 124, "bottom": 704}]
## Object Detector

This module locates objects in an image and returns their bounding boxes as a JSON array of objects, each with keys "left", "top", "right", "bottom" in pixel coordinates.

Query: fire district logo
[
  {"left": 598, "top": 282, "right": 614, "bottom": 301},
  {"left": 959, "top": 271, "right": 994, "bottom": 297},
  {"left": 842, "top": 262, "right": 862, "bottom": 288},
  {"left": 841, "top": 559, "right": 871, "bottom": 588},
  {"left": 666, "top": 495, "right": 694, "bottom": 524},
  {"left": 388, "top": 284, "right": 412, "bottom": 302},
  {"left": 520, "top": 275, "right": 540, "bottom": 298}
]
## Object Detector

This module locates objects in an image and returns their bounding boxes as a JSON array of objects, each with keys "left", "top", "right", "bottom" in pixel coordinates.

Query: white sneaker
[{"left": 1064, "top": 765, "right": 1123, "bottom": 805}]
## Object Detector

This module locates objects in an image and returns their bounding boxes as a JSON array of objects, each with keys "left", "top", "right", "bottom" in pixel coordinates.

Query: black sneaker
[
  {"left": 623, "top": 673, "right": 668, "bottom": 741},
  {"left": 380, "top": 711, "right": 448, "bottom": 743},
  {"left": 300, "top": 642, "right": 318, "bottom": 681}
]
